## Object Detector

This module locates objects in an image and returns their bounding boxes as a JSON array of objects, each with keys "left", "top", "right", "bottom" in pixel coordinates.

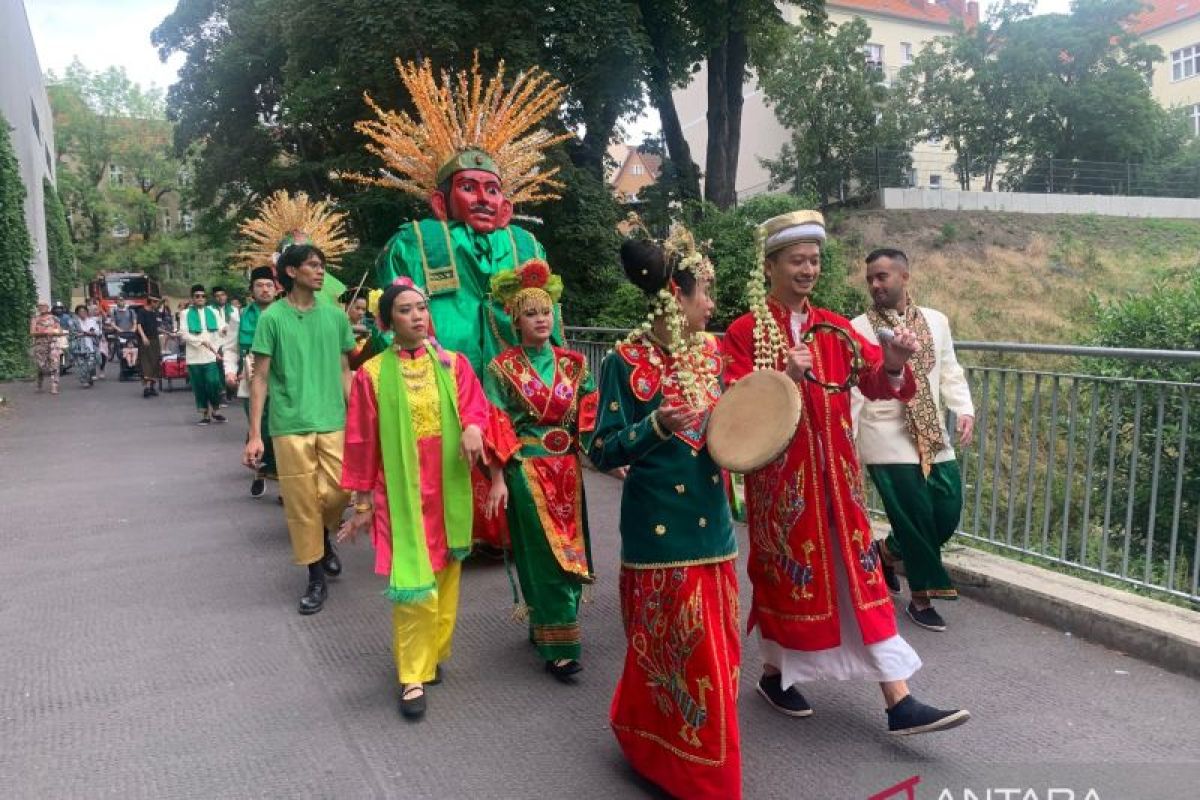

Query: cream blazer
[{"left": 850, "top": 307, "right": 974, "bottom": 465}]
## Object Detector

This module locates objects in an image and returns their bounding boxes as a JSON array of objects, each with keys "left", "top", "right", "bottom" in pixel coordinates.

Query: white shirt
[
  {"left": 850, "top": 306, "right": 974, "bottom": 465},
  {"left": 179, "top": 305, "right": 227, "bottom": 366}
]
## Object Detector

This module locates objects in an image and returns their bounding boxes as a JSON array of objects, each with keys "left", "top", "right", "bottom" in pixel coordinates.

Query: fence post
[
  {"left": 1048, "top": 159, "right": 1055, "bottom": 193},
  {"left": 875, "top": 146, "right": 882, "bottom": 194},
  {"left": 1126, "top": 161, "right": 1132, "bottom": 196}
]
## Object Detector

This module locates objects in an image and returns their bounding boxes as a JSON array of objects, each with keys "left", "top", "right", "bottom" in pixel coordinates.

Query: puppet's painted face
[{"left": 430, "top": 169, "right": 513, "bottom": 233}]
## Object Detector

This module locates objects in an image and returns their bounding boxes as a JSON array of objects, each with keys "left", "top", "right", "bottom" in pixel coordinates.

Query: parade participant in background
[
  {"left": 29, "top": 302, "right": 63, "bottom": 395},
  {"left": 339, "top": 278, "right": 494, "bottom": 720},
  {"left": 723, "top": 211, "right": 969, "bottom": 735},
  {"left": 483, "top": 260, "right": 597, "bottom": 681},
  {"left": 239, "top": 266, "right": 280, "bottom": 498},
  {"left": 181, "top": 284, "right": 227, "bottom": 425},
  {"left": 235, "top": 190, "right": 354, "bottom": 502},
  {"left": 345, "top": 293, "right": 374, "bottom": 370},
  {"left": 343, "top": 53, "right": 571, "bottom": 553},
  {"left": 135, "top": 296, "right": 163, "bottom": 398},
  {"left": 213, "top": 285, "right": 241, "bottom": 398},
  {"left": 244, "top": 244, "right": 355, "bottom": 616},
  {"left": 69, "top": 304, "right": 102, "bottom": 387},
  {"left": 851, "top": 248, "right": 975, "bottom": 632},
  {"left": 588, "top": 229, "right": 741, "bottom": 800}
]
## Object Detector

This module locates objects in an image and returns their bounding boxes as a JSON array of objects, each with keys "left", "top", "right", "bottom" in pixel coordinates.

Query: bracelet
[
  {"left": 649, "top": 410, "right": 671, "bottom": 441},
  {"left": 354, "top": 502, "right": 373, "bottom": 514}
]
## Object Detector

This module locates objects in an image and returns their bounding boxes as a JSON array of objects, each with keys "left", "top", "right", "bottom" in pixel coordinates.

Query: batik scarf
[{"left": 868, "top": 295, "right": 946, "bottom": 476}]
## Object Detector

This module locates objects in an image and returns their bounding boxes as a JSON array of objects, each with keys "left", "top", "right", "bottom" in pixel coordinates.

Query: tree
[
  {"left": 893, "top": 0, "right": 1034, "bottom": 191},
  {"left": 152, "top": 0, "right": 635, "bottom": 299},
  {"left": 758, "top": 17, "right": 914, "bottom": 205},
  {"left": 0, "top": 117, "right": 37, "bottom": 379},
  {"left": 47, "top": 60, "right": 183, "bottom": 264},
  {"left": 43, "top": 179, "right": 76, "bottom": 302},
  {"left": 633, "top": 0, "right": 825, "bottom": 209}
]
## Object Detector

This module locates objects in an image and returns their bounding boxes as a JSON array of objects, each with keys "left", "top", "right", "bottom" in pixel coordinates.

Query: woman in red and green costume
[
  {"left": 588, "top": 230, "right": 742, "bottom": 800},
  {"left": 338, "top": 278, "right": 497, "bottom": 721},
  {"left": 482, "top": 260, "right": 598, "bottom": 681}
]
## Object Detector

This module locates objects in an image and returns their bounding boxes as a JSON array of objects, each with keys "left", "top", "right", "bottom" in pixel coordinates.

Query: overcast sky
[{"left": 25, "top": 0, "right": 1076, "bottom": 95}]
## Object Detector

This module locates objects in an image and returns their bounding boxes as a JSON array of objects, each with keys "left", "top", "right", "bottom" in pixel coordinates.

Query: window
[
  {"left": 632, "top": 163, "right": 644, "bottom": 176},
  {"left": 181, "top": 212, "right": 195, "bottom": 232},
  {"left": 108, "top": 164, "right": 124, "bottom": 187},
  {"left": 929, "top": 174, "right": 942, "bottom": 189},
  {"left": 161, "top": 210, "right": 173, "bottom": 232},
  {"left": 901, "top": 42, "right": 914, "bottom": 65},
  {"left": 864, "top": 43, "right": 884, "bottom": 69},
  {"left": 1171, "top": 44, "right": 1200, "bottom": 81},
  {"left": 30, "top": 100, "right": 41, "bottom": 141},
  {"left": 45, "top": 146, "right": 52, "bottom": 174},
  {"left": 1191, "top": 104, "right": 1200, "bottom": 137},
  {"left": 111, "top": 220, "right": 130, "bottom": 239}
]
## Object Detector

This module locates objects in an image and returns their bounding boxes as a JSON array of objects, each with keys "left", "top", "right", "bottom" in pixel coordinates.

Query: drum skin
[{"left": 707, "top": 370, "right": 801, "bottom": 473}]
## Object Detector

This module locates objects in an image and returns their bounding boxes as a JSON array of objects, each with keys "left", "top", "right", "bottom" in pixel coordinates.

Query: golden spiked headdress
[
  {"left": 341, "top": 53, "right": 572, "bottom": 205},
  {"left": 235, "top": 190, "right": 353, "bottom": 268}
]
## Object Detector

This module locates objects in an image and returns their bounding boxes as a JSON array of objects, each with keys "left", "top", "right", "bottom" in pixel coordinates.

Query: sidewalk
[{"left": 1, "top": 380, "right": 1198, "bottom": 799}]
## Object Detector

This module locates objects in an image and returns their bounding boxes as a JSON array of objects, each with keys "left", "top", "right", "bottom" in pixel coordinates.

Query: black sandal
[
  {"left": 545, "top": 659, "right": 582, "bottom": 682},
  {"left": 399, "top": 684, "right": 426, "bottom": 719}
]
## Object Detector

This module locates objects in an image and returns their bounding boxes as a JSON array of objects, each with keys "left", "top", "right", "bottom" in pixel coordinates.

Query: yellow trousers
[
  {"left": 272, "top": 431, "right": 350, "bottom": 565},
  {"left": 392, "top": 561, "right": 462, "bottom": 685}
]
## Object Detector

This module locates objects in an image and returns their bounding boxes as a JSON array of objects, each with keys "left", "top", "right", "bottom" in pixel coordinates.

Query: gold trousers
[
  {"left": 272, "top": 431, "right": 350, "bottom": 565},
  {"left": 392, "top": 561, "right": 462, "bottom": 685}
]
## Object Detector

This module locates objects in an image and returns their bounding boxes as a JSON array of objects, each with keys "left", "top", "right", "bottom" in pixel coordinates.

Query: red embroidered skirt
[{"left": 612, "top": 560, "right": 742, "bottom": 800}]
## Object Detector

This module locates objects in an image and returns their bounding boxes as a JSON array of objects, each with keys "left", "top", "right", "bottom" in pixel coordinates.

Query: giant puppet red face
[{"left": 429, "top": 169, "right": 514, "bottom": 233}]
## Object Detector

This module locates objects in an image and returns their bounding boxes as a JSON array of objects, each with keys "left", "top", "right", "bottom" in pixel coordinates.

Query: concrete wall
[
  {"left": 880, "top": 187, "right": 1200, "bottom": 218},
  {"left": 0, "top": 0, "right": 56, "bottom": 303}
]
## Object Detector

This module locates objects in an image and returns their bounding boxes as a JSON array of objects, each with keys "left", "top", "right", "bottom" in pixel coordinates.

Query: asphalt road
[{"left": 1, "top": 377, "right": 1197, "bottom": 799}]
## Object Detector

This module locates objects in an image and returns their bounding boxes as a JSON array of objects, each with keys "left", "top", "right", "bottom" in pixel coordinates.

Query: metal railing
[{"left": 565, "top": 327, "right": 1200, "bottom": 604}]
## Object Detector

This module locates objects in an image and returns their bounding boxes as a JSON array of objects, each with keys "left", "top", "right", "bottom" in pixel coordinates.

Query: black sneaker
[
  {"left": 197, "top": 417, "right": 211, "bottom": 426},
  {"left": 906, "top": 602, "right": 947, "bottom": 632},
  {"left": 250, "top": 475, "right": 266, "bottom": 498},
  {"left": 142, "top": 386, "right": 153, "bottom": 398},
  {"left": 887, "top": 695, "right": 970, "bottom": 735},
  {"left": 211, "top": 413, "right": 226, "bottom": 423},
  {"left": 756, "top": 672, "right": 813, "bottom": 717},
  {"left": 877, "top": 542, "right": 902, "bottom": 595}
]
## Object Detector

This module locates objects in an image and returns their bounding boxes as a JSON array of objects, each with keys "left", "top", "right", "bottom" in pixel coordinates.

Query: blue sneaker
[{"left": 887, "top": 695, "right": 970, "bottom": 735}]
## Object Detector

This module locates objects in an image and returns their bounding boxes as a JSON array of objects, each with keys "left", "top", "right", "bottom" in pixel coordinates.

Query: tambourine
[{"left": 799, "top": 321, "right": 865, "bottom": 394}]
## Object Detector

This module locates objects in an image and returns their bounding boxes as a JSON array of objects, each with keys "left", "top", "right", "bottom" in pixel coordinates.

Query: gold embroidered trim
[{"left": 621, "top": 553, "right": 737, "bottom": 570}]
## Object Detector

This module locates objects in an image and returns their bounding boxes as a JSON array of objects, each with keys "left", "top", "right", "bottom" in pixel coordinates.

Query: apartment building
[
  {"left": 0, "top": 0, "right": 57, "bottom": 301},
  {"left": 1135, "top": 0, "right": 1200, "bottom": 137}
]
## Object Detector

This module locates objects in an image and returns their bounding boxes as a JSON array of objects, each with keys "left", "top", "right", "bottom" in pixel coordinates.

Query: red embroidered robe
[{"left": 723, "top": 299, "right": 916, "bottom": 651}]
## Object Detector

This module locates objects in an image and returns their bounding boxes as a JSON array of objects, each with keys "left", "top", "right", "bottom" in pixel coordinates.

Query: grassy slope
[{"left": 828, "top": 210, "right": 1200, "bottom": 343}]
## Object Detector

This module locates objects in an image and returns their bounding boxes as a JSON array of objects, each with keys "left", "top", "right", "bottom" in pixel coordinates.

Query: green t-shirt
[{"left": 251, "top": 296, "right": 355, "bottom": 436}]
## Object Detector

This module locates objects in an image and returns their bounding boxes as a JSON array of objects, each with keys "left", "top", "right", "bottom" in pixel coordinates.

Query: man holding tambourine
[{"left": 717, "top": 210, "right": 971, "bottom": 736}]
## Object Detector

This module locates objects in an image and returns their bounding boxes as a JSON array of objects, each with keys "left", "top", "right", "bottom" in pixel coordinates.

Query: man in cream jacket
[{"left": 851, "top": 248, "right": 974, "bottom": 632}]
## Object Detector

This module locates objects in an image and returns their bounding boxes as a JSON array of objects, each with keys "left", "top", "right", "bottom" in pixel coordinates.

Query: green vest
[{"left": 377, "top": 218, "right": 561, "bottom": 374}]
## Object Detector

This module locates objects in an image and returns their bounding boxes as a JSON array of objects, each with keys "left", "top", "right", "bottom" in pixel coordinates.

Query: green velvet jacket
[{"left": 587, "top": 339, "right": 736, "bottom": 569}]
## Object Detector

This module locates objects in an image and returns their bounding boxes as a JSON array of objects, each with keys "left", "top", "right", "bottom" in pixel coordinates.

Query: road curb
[{"left": 942, "top": 544, "right": 1200, "bottom": 679}]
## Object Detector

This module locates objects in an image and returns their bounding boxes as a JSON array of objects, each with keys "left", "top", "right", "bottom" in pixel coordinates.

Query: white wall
[
  {"left": 0, "top": 0, "right": 56, "bottom": 303},
  {"left": 880, "top": 187, "right": 1200, "bottom": 218}
]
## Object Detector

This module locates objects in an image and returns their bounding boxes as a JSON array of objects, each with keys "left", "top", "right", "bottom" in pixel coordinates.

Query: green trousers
[
  {"left": 505, "top": 461, "right": 589, "bottom": 661},
  {"left": 242, "top": 398, "right": 275, "bottom": 474},
  {"left": 868, "top": 460, "right": 963, "bottom": 601},
  {"left": 187, "top": 362, "right": 224, "bottom": 413}
]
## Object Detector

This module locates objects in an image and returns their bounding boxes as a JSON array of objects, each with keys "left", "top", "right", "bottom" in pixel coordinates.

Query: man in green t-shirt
[{"left": 244, "top": 244, "right": 356, "bottom": 615}]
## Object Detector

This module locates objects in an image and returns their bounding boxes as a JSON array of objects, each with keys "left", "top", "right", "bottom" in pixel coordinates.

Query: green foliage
[
  {"left": 895, "top": 0, "right": 1187, "bottom": 189},
  {"left": 529, "top": 163, "right": 624, "bottom": 326},
  {"left": 0, "top": 119, "right": 37, "bottom": 379},
  {"left": 758, "top": 17, "right": 913, "bottom": 205},
  {"left": 43, "top": 180, "right": 76, "bottom": 303},
  {"left": 1089, "top": 270, "right": 1200, "bottom": 381}
]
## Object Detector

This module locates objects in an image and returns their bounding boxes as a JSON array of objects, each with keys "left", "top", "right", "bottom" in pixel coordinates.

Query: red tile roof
[
  {"left": 1130, "top": 0, "right": 1200, "bottom": 34},
  {"left": 830, "top": 0, "right": 977, "bottom": 27}
]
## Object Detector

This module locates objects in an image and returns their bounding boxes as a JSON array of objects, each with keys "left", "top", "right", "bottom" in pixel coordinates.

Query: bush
[
  {"left": 43, "top": 179, "right": 76, "bottom": 303},
  {"left": 0, "top": 118, "right": 37, "bottom": 380}
]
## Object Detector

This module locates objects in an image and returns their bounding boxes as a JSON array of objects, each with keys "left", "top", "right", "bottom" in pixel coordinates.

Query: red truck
[{"left": 87, "top": 271, "right": 162, "bottom": 314}]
